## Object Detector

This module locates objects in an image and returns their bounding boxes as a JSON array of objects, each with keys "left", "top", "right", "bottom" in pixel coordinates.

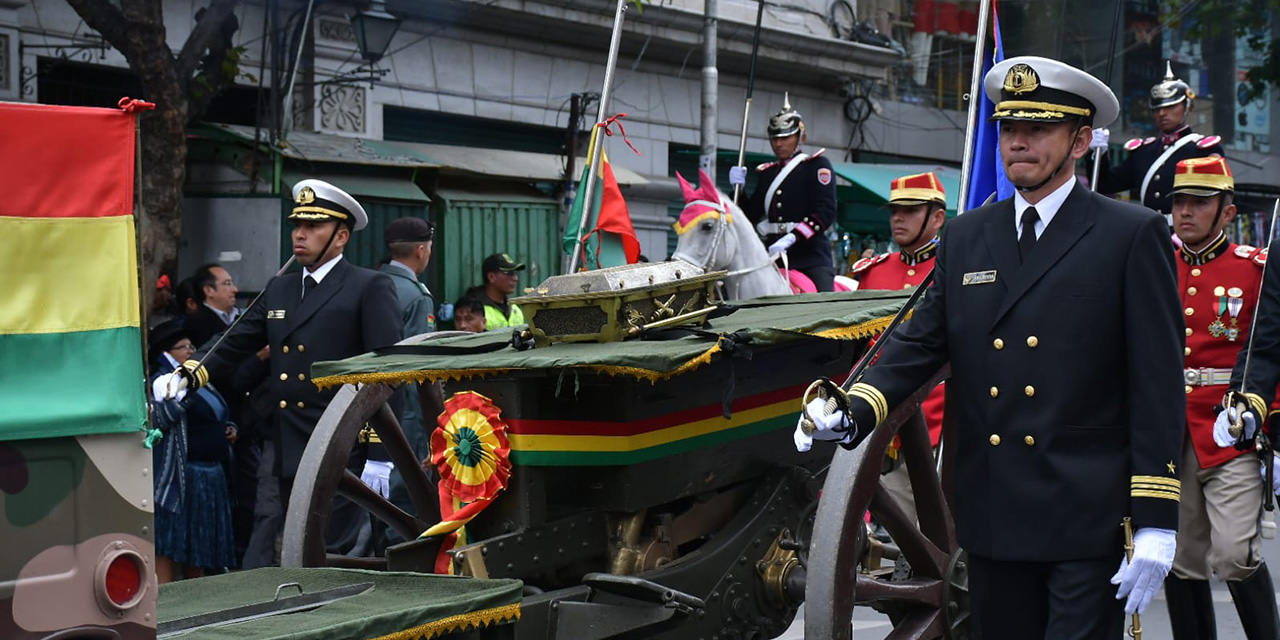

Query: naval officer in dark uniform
[
  {"left": 156, "top": 178, "right": 403, "bottom": 555},
  {"left": 798, "top": 57, "right": 1185, "bottom": 638},
  {"left": 1096, "top": 61, "right": 1225, "bottom": 223},
  {"left": 730, "top": 94, "right": 838, "bottom": 291}
]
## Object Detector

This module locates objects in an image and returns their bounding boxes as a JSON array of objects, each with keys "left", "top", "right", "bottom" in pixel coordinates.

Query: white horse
[{"left": 671, "top": 169, "right": 793, "bottom": 300}]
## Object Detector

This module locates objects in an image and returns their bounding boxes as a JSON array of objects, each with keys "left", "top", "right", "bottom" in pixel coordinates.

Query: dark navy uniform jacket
[
  {"left": 1098, "top": 126, "right": 1224, "bottom": 215},
  {"left": 745, "top": 151, "right": 837, "bottom": 272},
  {"left": 201, "top": 257, "right": 402, "bottom": 479},
  {"left": 842, "top": 183, "right": 1185, "bottom": 561}
]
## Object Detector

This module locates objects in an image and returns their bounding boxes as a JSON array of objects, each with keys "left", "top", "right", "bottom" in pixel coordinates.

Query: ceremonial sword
[
  {"left": 799, "top": 269, "right": 935, "bottom": 435},
  {"left": 167, "top": 255, "right": 297, "bottom": 392},
  {"left": 1230, "top": 198, "right": 1280, "bottom": 439}
]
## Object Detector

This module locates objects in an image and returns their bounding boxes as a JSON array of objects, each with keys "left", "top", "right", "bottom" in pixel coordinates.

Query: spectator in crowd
[
  {"left": 187, "top": 263, "right": 241, "bottom": 348},
  {"left": 148, "top": 321, "right": 238, "bottom": 582},
  {"left": 172, "top": 277, "right": 201, "bottom": 326},
  {"left": 479, "top": 253, "right": 526, "bottom": 330},
  {"left": 453, "top": 296, "right": 487, "bottom": 333}
]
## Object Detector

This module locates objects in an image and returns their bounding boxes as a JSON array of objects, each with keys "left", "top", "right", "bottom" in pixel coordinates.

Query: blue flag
[{"left": 964, "top": 2, "right": 1014, "bottom": 212}]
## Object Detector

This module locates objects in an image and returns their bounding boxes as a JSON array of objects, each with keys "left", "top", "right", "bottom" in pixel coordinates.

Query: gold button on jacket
[
  {"left": 278, "top": 400, "right": 287, "bottom": 409},
  {"left": 989, "top": 434, "right": 1001, "bottom": 446},
  {"left": 279, "top": 373, "right": 288, "bottom": 381},
  {"left": 1024, "top": 435, "right": 1036, "bottom": 446},
  {"left": 990, "top": 387, "right": 999, "bottom": 398},
  {"left": 993, "top": 338, "right": 1004, "bottom": 350},
  {"left": 1026, "top": 336, "right": 1039, "bottom": 348},
  {"left": 1024, "top": 385, "right": 1036, "bottom": 397}
]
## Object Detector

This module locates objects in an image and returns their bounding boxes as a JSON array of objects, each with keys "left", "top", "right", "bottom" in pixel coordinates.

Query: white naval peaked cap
[
  {"left": 984, "top": 56, "right": 1119, "bottom": 129},
  {"left": 289, "top": 179, "right": 369, "bottom": 231}
]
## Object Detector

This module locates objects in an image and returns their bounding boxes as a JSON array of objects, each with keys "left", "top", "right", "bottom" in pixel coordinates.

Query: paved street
[{"left": 774, "top": 533, "right": 1280, "bottom": 638}]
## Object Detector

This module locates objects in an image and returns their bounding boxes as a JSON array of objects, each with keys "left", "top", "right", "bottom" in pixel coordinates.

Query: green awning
[
  {"left": 830, "top": 163, "right": 961, "bottom": 214},
  {"left": 281, "top": 171, "right": 430, "bottom": 203},
  {"left": 828, "top": 163, "right": 961, "bottom": 236}
]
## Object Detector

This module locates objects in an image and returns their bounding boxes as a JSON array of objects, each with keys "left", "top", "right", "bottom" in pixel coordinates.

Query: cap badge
[
  {"left": 296, "top": 186, "right": 316, "bottom": 205},
  {"left": 1002, "top": 63, "right": 1040, "bottom": 95}
]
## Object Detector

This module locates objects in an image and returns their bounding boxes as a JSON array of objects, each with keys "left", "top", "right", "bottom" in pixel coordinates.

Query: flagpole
[
  {"left": 1089, "top": 0, "right": 1124, "bottom": 192},
  {"left": 731, "top": 0, "right": 766, "bottom": 206},
  {"left": 568, "top": 0, "right": 630, "bottom": 274},
  {"left": 955, "top": 0, "right": 993, "bottom": 215}
]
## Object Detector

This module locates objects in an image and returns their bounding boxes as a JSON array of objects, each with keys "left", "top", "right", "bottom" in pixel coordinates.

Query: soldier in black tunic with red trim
[
  {"left": 734, "top": 95, "right": 838, "bottom": 291},
  {"left": 1096, "top": 61, "right": 1225, "bottom": 221}
]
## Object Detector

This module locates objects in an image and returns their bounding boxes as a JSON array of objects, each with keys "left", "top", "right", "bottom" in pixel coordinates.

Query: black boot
[
  {"left": 1165, "top": 574, "right": 1218, "bottom": 640},
  {"left": 1229, "top": 562, "right": 1280, "bottom": 640}
]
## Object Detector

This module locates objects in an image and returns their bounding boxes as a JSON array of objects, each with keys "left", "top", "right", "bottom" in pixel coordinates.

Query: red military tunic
[
  {"left": 1179, "top": 235, "right": 1278, "bottom": 468},
  {"left": 850, "top": 239, "right": 944, "bottom": 445}
]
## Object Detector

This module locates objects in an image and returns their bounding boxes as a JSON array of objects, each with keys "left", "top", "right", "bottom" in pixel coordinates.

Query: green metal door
[{"left": 434, "top": 188, "right": 560, "bottom": 307}]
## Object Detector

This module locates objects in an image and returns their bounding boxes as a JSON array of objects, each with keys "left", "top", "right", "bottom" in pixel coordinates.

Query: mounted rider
[
  {"left": 730, "top": 94, "right": 838, "bottom": 291},
  {"left": 1095, "top": 61, "right": 1225, "bottom": 223}
]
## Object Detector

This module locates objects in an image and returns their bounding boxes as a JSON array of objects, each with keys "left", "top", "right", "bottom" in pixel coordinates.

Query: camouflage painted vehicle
[{"left": 0, "top": 100, "right": 156, "bottom": 639}]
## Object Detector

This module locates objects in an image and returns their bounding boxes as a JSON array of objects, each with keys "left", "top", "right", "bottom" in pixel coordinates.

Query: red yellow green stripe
[
  {"left": 0, "top": 215, "right": 140, "bottom": 335},
  {"left": 0, "top": 328, "right": 147, "bottom": 439},
  {"left": 506, "top": 386, "right": 804, "bottom": 466}
]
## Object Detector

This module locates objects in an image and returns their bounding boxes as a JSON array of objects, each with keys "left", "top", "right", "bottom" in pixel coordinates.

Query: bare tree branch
[
  {"left": 176, "top": 0, "right": 240, "bottom": 80},
  {"left": 63, "top": 0, "right": 133, "bottom": 58}
]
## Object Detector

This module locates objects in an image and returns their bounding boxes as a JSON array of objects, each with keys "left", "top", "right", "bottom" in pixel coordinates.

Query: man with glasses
[{"left": 187, "top": 263, "right": 240, "bottom": 348}]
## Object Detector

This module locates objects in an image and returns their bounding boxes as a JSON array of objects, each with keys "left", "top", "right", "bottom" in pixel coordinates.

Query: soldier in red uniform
[
  {"left": 1165, "top": 156, "right": 1280, "bottom": 640},
  {"left": 848, "top": 172, "right": 947, "bottom": 518}
]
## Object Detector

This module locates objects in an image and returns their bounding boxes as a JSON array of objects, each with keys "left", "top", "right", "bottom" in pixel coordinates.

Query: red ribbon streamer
[
  {"left": 117, "top": 97, "right": 157, "bottom": 113},
  {"left": 595, "top": 113, "right": 642, "bottom": 156}
]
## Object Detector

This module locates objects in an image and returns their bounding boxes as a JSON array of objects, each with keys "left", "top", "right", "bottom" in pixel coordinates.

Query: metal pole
[
  {"left": 954, "top": 0, "right": 993, "bottom": 215},
  {"left": 732, "top": 0, "right": 767, "bottom": 205},
  {"left": 281, "top": 0, "right": 317, "bottom": 138},
  {"left": 700, "top": 0, "right": 720, "bottom": 183},
  {"left": 568, "top": 0, "right": 630, "bottom": 274},
  {"left": 1089, "top": 0, "right": 1125, "bottom": 192}
]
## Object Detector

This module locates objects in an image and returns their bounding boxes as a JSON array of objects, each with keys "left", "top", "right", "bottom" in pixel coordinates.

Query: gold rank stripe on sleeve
[
  {"left": 1131, "top": 475, "right": 1181, "bottom": 501},
  {"left": 1244, "top": 392, "right": 1269, "bottom": 420},
  {"left": 846, "top": 382, "right": 888, "bottom": 427}
]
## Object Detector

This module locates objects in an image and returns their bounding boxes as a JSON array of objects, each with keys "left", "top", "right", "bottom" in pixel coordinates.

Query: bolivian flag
[
  {"left": 563, "top": 128, "right": 641, "bottom": 271},
  {"left": 0, "top": 103, "right": 147, "bottom": 440}
]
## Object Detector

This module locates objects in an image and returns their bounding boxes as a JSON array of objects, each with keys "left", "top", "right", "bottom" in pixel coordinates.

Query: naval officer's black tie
[
  {"left": 1019, "top": 206, "right": 1039, "bottom": 263},
  {"left": 303, "top": 275, "right": 318, "bottom": 300}
]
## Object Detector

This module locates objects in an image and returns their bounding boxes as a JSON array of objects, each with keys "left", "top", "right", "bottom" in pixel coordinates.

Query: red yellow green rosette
[{"left": 421, "top": 391, "right": 512, "bottom": 573}]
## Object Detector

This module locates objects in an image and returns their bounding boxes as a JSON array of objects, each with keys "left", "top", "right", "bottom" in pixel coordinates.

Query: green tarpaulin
[
  {"left": 312, "top": 291, "right": 912, "bottom": 387},
  {"left": 159, "top": 568, "right": 522, "bottom": 640}
]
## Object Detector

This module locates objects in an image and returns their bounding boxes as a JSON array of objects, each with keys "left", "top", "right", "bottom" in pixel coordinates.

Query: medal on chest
[
  {"left": 1208, "top": 295, "right": 1228, "bottom": 338},
  {"left": 1227, "top": 289, "right": 1244, "bottom": 341}
]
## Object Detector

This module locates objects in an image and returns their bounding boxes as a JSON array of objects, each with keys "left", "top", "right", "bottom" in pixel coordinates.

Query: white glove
[
  {"left": 793, "top": 397, "right": 854, "bottom": 452},
  {"left": 1110, "top": 527, "right": 1176, "bottom": 614},
  {"left": 728, "top": 165, "right": 748, "bottom": 187},
  {"left": 151, "top": 371, "right": 187, "bottom": 403},
  {"left": 1090, "top": 127, "right": 1110, "bottom": 150},
  {"left": 768, "top": 233, "right": 798, "bottom": 258},
  {"left": 1213, "top": 405, "right": 1258, "bottom": 448},
  {"left": 360, "top": 460, "right": 394, "bottom": 498},
  {"left": 1261, "top": 455, "right": 1280, "bottom": 496}
]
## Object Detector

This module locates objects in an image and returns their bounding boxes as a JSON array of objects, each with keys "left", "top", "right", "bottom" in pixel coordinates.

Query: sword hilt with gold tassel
[{"left": 1123, "top": 517, "right": 1142, "bottom": 639}]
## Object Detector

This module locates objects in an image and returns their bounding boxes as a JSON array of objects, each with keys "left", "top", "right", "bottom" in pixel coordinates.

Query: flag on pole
[
  {"left": 0, "top": 103, "right": 147, "bottom": 440},
  {"left": 563, "top": 128, "right": 641, "bottom": 270},
  {"left": 964, "top": 0, "right": 1014, "bottom": 212}
]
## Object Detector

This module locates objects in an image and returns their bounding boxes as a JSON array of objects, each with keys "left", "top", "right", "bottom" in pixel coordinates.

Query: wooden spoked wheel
[
  {"left": 281, "top": 333, "right": 467, "bottom": 568},
  {"left": 804, "top": 365, "right": 969, "bottom": 640}
]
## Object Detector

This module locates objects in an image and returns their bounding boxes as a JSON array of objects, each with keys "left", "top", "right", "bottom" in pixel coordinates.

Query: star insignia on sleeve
[{"left": 1167, "top": 461, "right": 1177, "bottom": 475}]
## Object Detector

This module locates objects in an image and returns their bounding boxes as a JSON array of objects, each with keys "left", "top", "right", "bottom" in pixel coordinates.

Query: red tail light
[
  {"left": 105, "top": 553, "right": 143, "bottom": 606},
  {"left": 96, "top": 548, "right": 147, "bottom": 613}
]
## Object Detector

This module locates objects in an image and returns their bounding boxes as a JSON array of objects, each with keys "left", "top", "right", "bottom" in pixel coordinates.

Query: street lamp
[{"left": 349, "top": 1, "right": 401, "bottom": 63}]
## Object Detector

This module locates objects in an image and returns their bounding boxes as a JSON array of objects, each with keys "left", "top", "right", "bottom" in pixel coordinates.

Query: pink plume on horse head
[
  {"left": 673, "top": 170, "right": 731, "bottom": 234},
  {"left": 675, "top": 170, "right": 723, "bottom": 205}
]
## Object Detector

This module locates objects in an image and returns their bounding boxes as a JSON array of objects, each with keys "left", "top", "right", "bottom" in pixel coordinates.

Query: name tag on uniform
[
  {"left": 962, "top": 270, "right": 997, "bottom": 286},
  {"left": 267, "top": 310, "right": 286, "bottom": 320}
]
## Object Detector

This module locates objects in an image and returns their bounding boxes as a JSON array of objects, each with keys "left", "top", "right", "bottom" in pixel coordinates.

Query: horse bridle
[{"left": 672, "top": 195, "right": 775, "bottom": 281}]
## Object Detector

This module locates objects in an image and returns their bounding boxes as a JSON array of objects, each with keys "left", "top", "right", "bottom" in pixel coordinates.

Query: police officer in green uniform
[
  {"left": 156, "top": 179, "right": 403, "bottom": 556},
  {"left": 1095, "top": 61, "right": 1225, "bottom": 222},
  {"left": 730, "top": 94, "right": 838, "bottom": 291},
  {"left": 797, "top": 56, "right": 1185, "bottom": 638},
  {"left": 479, "top": 253, "right": 526, "bottom": 330}
]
